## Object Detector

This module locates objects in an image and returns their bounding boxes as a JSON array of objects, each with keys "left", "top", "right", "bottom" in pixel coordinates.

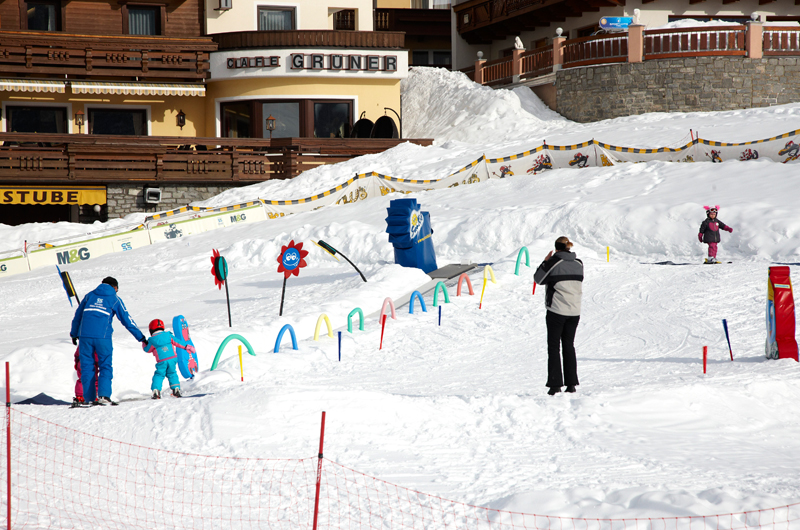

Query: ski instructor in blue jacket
[{"left": 70, "top": 277, "right": 146, "bottom": 406}]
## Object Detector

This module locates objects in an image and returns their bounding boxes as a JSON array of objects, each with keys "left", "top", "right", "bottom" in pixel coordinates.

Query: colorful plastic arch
[
  {"left": 274, "top": 324, "right": 298, "bottom": 353},
  {"left": 484, "top": 265, "right": 497, "bottom": 284},
  {"left": 210, "top": 334, "right": 256, "bottom": 371},
  {"left": 457, "top": 273, "right": 474, "bottom": 296},
  {"left": 380, "top": 297, "right": 397, "bottom": 321},
  {"left": 314, "top": 314, "right": 333, "bottom": 341},
  {"left": 347, "top": 308, "right": 365, "bottom": 333},
  {"left": 409, "top": 291, "right": 427, "bottom": 314},
  {"left": 515, "top": 247, "right": 530, "bottom": 275},
  {"left": 432, "top": 282, "right": 451, "bottom": 307}
]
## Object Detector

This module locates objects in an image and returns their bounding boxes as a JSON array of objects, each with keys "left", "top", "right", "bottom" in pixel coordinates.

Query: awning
[
  {"left": 70, "top": 82, "right": 205, "bottom": 97},
  {"left": 0, "top": 79, "right": 66, "bottom": 93}
]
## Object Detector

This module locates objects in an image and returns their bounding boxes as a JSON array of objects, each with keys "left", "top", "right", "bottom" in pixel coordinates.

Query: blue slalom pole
[
  {"left": 438, "top": 305, "right": 442, "bottom": 326},
  {"left": 338, "top": 331, "right": 342, "bottom": 362},
  {"left": 722, "top": 319, "right": 733, "bottom": 361}
]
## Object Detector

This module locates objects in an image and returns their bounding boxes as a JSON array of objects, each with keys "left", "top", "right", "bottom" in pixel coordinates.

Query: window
[
  {"left": 432, "top": 51, "right": 451, "bottom": 66},
  {"left": 576, "top": 25, "right": 598, "bottom": 38},
  {"left": 262, "top": 102, "right": 300, "bottom": 138},
  {"left": 221, "top": 100, "right": 352, "bottom": 138},
  {"left": 412, "top": 51, "right": 429, "bottom": 66},
  {"left": 128, "top": 6, "right": 160, "bottom": 35},
  {"left": 25, "top": 1, "right": 60, "bottom": 31},
  {"left": 88, "top": 109, "right": 147, "bottom": 135},
  {"left": 412, "top": 51, "right": 451, "bottom": 67},
  {"left": 222, "top": 103, "right": 252, "bottom": 138},
  {"left": 6, "top": 106, "right": 66, "bottom": 133},
  {"left": 258, "top": 7, "right": 295, "bottom": 30},
  {"left": 333, "top": 10, "right": 355, "bottom": 31}
]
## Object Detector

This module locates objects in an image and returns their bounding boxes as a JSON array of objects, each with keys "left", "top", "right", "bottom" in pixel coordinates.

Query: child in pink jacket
[{"left": 698, "top": 205, "right": 733, "bottom": 264}]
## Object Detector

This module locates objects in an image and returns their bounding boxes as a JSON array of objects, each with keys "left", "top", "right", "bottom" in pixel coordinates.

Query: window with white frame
[{"left": 258, "top": 6, "right": 295, "bottom": 30}]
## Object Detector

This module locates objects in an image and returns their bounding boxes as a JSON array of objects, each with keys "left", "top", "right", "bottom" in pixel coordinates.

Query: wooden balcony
[
  {"left": 213, "top": 30, "right": 405, "bottom": 51},
  {"left": 0, "top": 31, "right": 216, "bottom": 81},
  {"left": 374, "top": 9, "right": 451, "bottom": 37},
  {"left": 763, "top": 26, "right": 800, "bottom": 56},
  {"left": 0, "top": 133, "right": 433, "bottom": 183},
  {"left": 453, "top": 0, "right": 623, "bottom": 45},
  {"left": 644, "top": 26, "right": 745, "bottom": 59}
]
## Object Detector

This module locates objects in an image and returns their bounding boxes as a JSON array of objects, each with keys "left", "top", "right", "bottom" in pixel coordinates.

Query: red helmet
[{"left": 149, "top": 319, "right": 165, "bottom": 334}]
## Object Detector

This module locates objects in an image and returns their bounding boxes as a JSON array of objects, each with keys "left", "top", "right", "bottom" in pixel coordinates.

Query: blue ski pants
[
  {"left": 152, "top": 359, "right": 181, "bottom": 392},
  {"left": 79, "top": 337, "right": 113, "bottom": 402}
]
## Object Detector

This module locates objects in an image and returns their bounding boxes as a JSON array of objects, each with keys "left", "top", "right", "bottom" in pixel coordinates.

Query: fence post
[
  {"left": 628, "top": 24, "right": 645, "bottom": 63},
  {"left": 746, "top": 20, "right": 763, "bottom": 59},
  {"left": 552, "top": 30, "right": 566, "bottom": 72},
  {"left": 312, "top": 411, "right": 327, "bottom": 530},
  {"left": 511, "top": 46, "right": 524, "bottom": 83},
  {"left": 474, "top": 51, "right": 486, "bottom": 84},
  {"left": 6, "top": 362, "right": 11, "bottom": 530}
]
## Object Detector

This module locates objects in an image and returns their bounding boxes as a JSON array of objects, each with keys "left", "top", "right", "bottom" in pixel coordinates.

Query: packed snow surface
[{"left": 2, "top": 68, "right": 800, "bottom": 523}]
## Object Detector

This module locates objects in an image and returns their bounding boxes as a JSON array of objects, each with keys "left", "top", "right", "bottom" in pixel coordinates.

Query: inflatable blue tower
[{"left": 385, "top": 198, "right": 438, "bottom": 274}]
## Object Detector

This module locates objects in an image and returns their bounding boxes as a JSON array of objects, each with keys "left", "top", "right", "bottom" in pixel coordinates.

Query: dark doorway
[
  {"left": 0, "top": 204, "right": 71, "bottom": 226},
  {"left": 89, "top": 108, "right": 147, "bottom": 135}
]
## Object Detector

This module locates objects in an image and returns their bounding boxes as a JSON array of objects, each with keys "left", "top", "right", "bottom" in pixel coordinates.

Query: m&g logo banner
[{"left": 1, "top": 186, "right": 106, "bottom": 205}]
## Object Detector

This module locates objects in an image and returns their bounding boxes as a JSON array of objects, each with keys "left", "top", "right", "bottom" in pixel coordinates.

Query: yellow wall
[
  {"left": 204, "top": 77, "right": 401, "bottom": 137},
  {"left": 375, "top": 0, "right": 410, "bottom": 8},
  {"left": 1, "top": 92, "right": 206, "bottom": 137}
]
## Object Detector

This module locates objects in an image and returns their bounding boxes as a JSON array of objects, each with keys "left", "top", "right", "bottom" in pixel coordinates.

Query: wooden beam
[
  {"left": 758, "top": 0, "right": 775, "bottom": 4},
  {"left": 721, "top": 0, "right": 741, "bottom": 4}
]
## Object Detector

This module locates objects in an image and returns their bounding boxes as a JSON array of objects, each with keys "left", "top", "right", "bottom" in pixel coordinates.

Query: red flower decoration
[
  {"left": 276, "top": 240, "right": 309, "bottom": 279},
  {"left": 210, "top": 249, "right": 226, "bottom": 290}
]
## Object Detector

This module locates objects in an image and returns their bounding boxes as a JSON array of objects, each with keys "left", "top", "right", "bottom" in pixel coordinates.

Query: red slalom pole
[
  {"left": 6, "top": 362, "right": 11, "bottom": 530},
  {"left": 703, "top": 346, "right": 708, "bottom": 374},
  {"left": 532, "top": 282, "right": 536, "bottom": 295},
  {"left": 379, "top": 314, "right": 387, "bottom": 350},
  {"left": 311, "top": 411, "right": 326, "bottom": 530}
]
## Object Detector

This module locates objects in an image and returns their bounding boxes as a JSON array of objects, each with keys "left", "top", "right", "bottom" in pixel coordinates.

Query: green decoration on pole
[
  {"left": 210, "top": 334, "right": 256, "bottom": 371},
  {"left": 211, "top": 249, "right": 232, "bottom": 327}
]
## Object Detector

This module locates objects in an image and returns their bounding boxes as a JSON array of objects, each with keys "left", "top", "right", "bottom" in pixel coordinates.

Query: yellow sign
[{"left": 0, "top": 187, "right": 106, "bottom": 205}]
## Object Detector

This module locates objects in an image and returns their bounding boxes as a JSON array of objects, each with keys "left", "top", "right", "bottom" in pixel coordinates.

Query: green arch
[
  {"left": 347, "top": 307, "right": 364, "bottom": 333},
  {"left": 515, "top": 246, "right": 530, "bottom": 275},
  {"left": 210, "top": 334, "right": 256, "bottom": 371},
  {"left": 432, "top": 281, "right": 450, "bottom": 307}
]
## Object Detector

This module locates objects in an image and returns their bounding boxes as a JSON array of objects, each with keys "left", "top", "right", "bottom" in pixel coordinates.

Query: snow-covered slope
[{"left": 1, "top": 67, "right": 800, "bottom": 524}]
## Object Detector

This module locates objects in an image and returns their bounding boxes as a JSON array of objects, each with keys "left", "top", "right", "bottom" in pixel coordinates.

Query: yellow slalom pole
[
  {"left": 479, "top": 279, "right": 487, "bottom": 309},
  {"left": 607, "top": 246, "right": 610, "bottom": 262},
  {"left": 238, "top": 345, "right": 244, "bottom": 382}
]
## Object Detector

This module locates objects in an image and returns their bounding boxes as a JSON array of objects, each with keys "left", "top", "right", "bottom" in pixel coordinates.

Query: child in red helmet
[
  {"left": 698, "top": 205, "right": 733, "bottom": 264},
  {"left": 143, "top": 318, "right": 195, "bottom": 399}
]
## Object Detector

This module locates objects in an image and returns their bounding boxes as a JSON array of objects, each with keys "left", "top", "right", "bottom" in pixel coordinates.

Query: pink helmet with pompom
[{"left": 703, "top": 205, "right": 720, "bottom": 214}]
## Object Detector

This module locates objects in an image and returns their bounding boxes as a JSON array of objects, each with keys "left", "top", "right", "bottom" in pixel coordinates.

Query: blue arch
[
  {"left": 409, "top": 290, "right": 427, "bottom": 314},
  {"left": 274, "top": 324, "right": 299, "bottom": 353}
]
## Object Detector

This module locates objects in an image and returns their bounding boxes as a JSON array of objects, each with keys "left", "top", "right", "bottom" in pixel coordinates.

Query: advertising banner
[
  {"left": 0, "top": 250, "right": 29, "bottom": 277},
  {"left": 26, "top": 227, "right": 150, "bottom": 271},
  {"left": 147, "top": 202, "right": 266, "bottom": 242},
  {"left": 766, "top": 266, "right": 798, "bottom": 361},
  {"left": 694, "top": 129, "right": 800, "bottom": 164}
]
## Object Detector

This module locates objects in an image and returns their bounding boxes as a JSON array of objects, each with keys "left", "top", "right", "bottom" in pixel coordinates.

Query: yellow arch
[
  {"left": 484, "top": 265, "right": 497, "bottom": 284},
  {"left": 314, "top": 314, "right": 334, "bottom": 341}
]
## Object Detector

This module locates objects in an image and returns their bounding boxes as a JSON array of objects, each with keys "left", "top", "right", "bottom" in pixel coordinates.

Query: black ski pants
[{"left": 545, "top": 311, "right": 580, "bottom": 389}]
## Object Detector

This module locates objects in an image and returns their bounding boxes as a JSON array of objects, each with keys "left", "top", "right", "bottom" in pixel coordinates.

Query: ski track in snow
[{"left": 1, "top": 68, "right": 800, "bottom": 522}]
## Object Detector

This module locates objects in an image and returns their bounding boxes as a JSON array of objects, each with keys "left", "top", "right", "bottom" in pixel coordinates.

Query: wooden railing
[
  {"left": 563, "top": 34, "right": 628, "bottom": 68},
  {"left": 763, "top": 27, "right": 800, "bottom": 56},
  {"left": 0, "top": 31, "right": 215, "bottom": 80},
  {"left": 460, "top": 66, "right": 475, "bottom": 81},
  {"left": 482, "top": 55, "right": 513, "bottom": 85},
  {"left": 520, "top": 46, "right": 552, "bottom": 80},
  {"left": 213, "top": 30, "right": 405, "bottom": 50},
  {"left": 644, "top": 26, "right": 746, "bottom": 59},
  {"left": 0, "top": 134, "right": 433, "bottom": 183},
  {"left": 374, "top": 8, "right": 451, "bottom": 36}
]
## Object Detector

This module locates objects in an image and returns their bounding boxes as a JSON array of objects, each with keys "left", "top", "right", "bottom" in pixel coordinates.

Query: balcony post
[
  {"left": 746, "top": 20, "right": 763, "bottom": 59},
  {"left": 552, "top": 33, "right": 566, "bottom": 72},
  {"left": 511, "top": 46, "right": 524, "bottom": 83},
  {"left": 628, "top": 24, "right": 645, "bottom": 63},
  {"left": 474, "top": 51, "right": 486, "bottom": 84}
]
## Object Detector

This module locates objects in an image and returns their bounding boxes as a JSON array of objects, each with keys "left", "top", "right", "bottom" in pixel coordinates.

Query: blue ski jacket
[
  {"left": 70, "top": 283, "right": 145, "bottom": 342},
  {"left": 143, "top": 330, "right": 193, "bottom": 363}
]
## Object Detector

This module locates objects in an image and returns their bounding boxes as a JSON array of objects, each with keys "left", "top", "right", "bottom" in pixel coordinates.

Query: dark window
[
  {"left": 88, "top": 108, "right": 147, "bottom": 135},
  {"left": 576, "top": 25, "right": 598, "bottom": 38},
  {"left": 432, "top": 51, "right": 451, "bottom": 66},
  {"left": 128, "top": 6, "right": 159, "bottom": 35},
  {"left": 222, "top": 103, "right": 252, "bottom": 138},
  {"left": 262, "top": 102, "right": 300, "bottom": 138},
  {"left": 7, "top": 106, "right": 66, "bottom": 133},
  {"left": 26, "top": 1, "right": 60, "bottom": 31},
  {"left": 314, "top": 102, "right": 350, "bottom": 139},
  {"left": 412, "top": 51, "right": 429, "bottom": 66},
  {"left": 333, "top": 10, "right": 355, "bottom": 31},
  {"left": 258, "top": 7, "right": 295, "bottom": 30}
]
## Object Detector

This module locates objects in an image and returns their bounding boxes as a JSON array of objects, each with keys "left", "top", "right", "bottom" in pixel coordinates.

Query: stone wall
[
  {"left": 106, "top": 184, "right": 243, "bottom": 219},
  {"left": 556, "top": 57, "right": 800, "bottom": 123}
]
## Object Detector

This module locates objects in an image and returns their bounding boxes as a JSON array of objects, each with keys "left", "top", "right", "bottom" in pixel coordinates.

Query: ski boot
[
  {"left": 152, "top": 389, "right": 161, "bottom": 400},
  {"left": 93, "top": 396, "right": 118, "bottom": 406},
  {"left": 71, "top": 396, "right": 91, "bottom": 408},
  {"left": 172, "top": 388, "right": 182, "bottom": 398}
]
